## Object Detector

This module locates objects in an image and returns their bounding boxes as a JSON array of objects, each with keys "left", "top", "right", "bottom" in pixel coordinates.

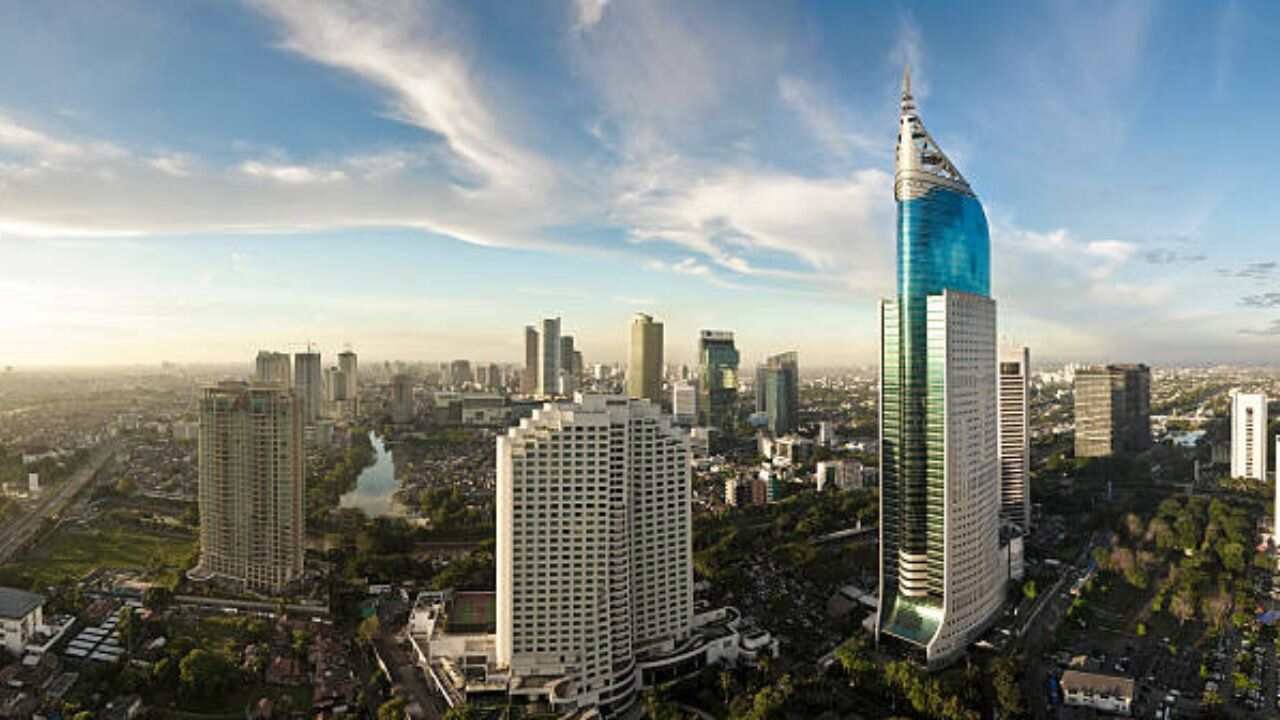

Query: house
[
  {"left": 1061, "top": 670, "right": 1135, "bottom": 715},
  {"left": 0, "top": 588, "right": 44, "bottom": 656}
]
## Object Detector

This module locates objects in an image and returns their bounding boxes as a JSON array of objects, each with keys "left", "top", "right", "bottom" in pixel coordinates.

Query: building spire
[{"left": 902, "top": 63, "right": 911, "bottom": 98}]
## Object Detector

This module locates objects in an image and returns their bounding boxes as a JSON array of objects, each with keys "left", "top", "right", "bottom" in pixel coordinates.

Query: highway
[{"left": 0, "top": 441, "right": 117, "bottom": 565}]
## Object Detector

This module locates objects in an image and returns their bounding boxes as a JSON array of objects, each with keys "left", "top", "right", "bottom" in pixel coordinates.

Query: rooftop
[{"left": 0, "top": 588, "right": 43, "bottom": 619}]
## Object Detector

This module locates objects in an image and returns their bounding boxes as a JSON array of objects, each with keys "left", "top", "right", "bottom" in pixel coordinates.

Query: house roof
[
  {"left": 0, "top": 588, "right": 43, "bottom": 619},
  {"left": 1061, "top": 670, "right": 1135, "bottom": 700}
]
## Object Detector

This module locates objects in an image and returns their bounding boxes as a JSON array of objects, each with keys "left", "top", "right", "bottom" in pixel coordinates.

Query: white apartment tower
[
  {"left": 537, "top": 317, "right": 562, "bottom": 398},
  {"left": 998, "top": 346, "right": 1031, "bottom": 531},
  {"left": 497, "top": 395, "right": 693, "bottom": 717},
  {"left": 194, "top": 381, "right": 304, "bottom": 594},
  {"left": 1231, "top": 392, "right": 1267, "bottom": 481}
]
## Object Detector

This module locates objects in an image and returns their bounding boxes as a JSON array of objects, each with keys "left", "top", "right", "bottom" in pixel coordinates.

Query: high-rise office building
[
  {"left": 391, "top": 374, "right": 414, "bottom": 425},
  {"left": 672, "top": 382, "right": 697, "bottom": 426},
  {"left": 559, "top": 336, "right": 577, "bottom": 377},
  {"left": 254, "top": 350, "right": 291, "bottom": 386},
  {"left": 338, "top": 350, "right": 359, "bottom": 415},
  {"left": 193, "top": 381, "right": 304, "bottom": 593},
  {"left": 328, "top": 367, "right": 347, "bottom": 402},
  {"left": 628, "top": 313, "right": 664, "bottom": 406},
  {"left": 522, "top": 325, "right": 539, "bottom": 394},
  {"left": 698, "top": 331, "right": 739, "bottom": 433},
  {"left": 757, "top": 352, "right": 799, "bottom": 436},
  {"left": 497, "top": 395, "right": 692, "bottom": 716},
  {"left": 538, "top": 318, "right": 561, "bottom": 397},
  {"left": 293, "top": 352, "right": 324, "bottom": 426},
  {"left": 1231, "top": 392, "right": 1267, "bottom": 481},
  {"left": 1073, "top": 364, "right": 1152, "bottom": 458},
  {"left": 998, "top": 346, "right": 1031, "bottom": 531},
  {"left": 877, "top": 68, "right": 1004, "bottom": 668},
  {"left": 451, "top": 360, "right": 474, "bottom": 387}
]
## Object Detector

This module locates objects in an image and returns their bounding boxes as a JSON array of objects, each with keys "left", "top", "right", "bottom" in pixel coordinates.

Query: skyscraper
[
  {"left": 293, "top": 351, "right": 323, "bottom": 426},
  {"left": 758, "top": 351, "right": 799, "bottom": 436},
  {"left": 1231, "top": 392, "right": 1267, "bottom": 481},
  {"left": 877, "top": 68, "right": 1004, "bottom": 667},
  {"left": 1073, "top": 364, "right": 1152, "bottom": 458},
  {"left": 672, "top": 381, "right": 697, "bottom": 426},
  {"left": 998, "top": 346, "right": 1031, "bottom": 531},
  {"left": 559, "top": 335, "right": 576, "bottom": 376},
  {"left": 496, "top": 395, "right": 692, "bottom": 716},
  {"left": 338, "top": 350, "right": 358, "bottom": 415},
  {"left": 537, "top": 317, "right": 561, "bottom": 397},
  {"left": 628, "top": 313, "right": 664, "bottom": 406},
  {"left": 522, "top": 325, "right": 539, "bottom": 394},
  {"left": 450, "top": 359, "right": 474, "bottom": 387},
  {"left": 698, "top": 331, "right": 739, "bottom": 433},
  {"left": 193, "top": 381, "right": 303, "bottom": 593},
  {"left": 254, "top": 350, "right": 291, "bottom": 386},
  {"left": 391, "top": 374, "right": 414, "bottom": 425}
]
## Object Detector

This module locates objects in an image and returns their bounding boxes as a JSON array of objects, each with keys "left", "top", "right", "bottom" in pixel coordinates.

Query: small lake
[{"left": 339, "top": 432, "right": 403, "bottom": 517}]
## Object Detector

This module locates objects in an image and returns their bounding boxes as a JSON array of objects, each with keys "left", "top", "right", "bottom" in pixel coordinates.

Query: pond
[{"left": 339, "top": 432, "right": 404, "bottom": 517}]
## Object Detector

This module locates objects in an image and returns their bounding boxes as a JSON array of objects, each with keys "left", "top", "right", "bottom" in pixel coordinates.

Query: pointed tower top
[{"left": 902, "top": 64, "right": 911, "bottom": 98}]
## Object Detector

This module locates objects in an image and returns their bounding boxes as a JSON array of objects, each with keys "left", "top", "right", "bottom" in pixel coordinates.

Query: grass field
[{"left": 0, "top": 521, "right": 196, "bottom": 589}]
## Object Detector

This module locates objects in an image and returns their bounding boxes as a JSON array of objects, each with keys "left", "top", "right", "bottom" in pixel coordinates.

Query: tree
[
  {"left": 719, "top": 669, "right": 734, "bottom": 707},
  {"left": 834, "top": 636, "right": 875, "bottom": 688},
  {"left": 443, "top": 704, "right": 477, "bottom": 720},
  {"left": 377, "top": 697, "right": 407, "bottom": 720},
  {"left": 1022, "top": 580, "right": 1038, "bottom": 601},
  {"left": 117, "top": 608, "right": 137, "bottom": 654},
  {"left": 1170, "top": 589, "right": 1196, "bottom": 626},
  {"left": 991, "top": 657, "right": 1026, "bottom": 718},
  {"left": 178, "top": 649, "right": 234, "bottom": 700},
  {"left": 357, "top": 615, "right": 381, "bottom": 646}
]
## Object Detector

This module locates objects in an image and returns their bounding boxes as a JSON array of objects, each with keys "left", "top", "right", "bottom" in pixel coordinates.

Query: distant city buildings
[
  {"left": 391, "top": 374, "right": 415, "bottom": 425},
  {"left": 1230, "top": 391, "right": 1267, "bottom": 481},
  {"left": 756, "top": 352, "right": 799, "bottom": 436},
  {"left": 293, "top": 352, "right": 323, "bottom": 427},
  {"left": 497, "top": 395, "right": 692, "bottom": 715},
  {"left": 522, "top": 325, "right": 538, "bottom": 394},
  {"left": 192, "top": 381, "right": 304, "bottom": 594},
  {"left": 1074, "top": 364, "right": 1152, "bottom": 458},
  {"left": 627, "top": 313, "right": 664, "bottom": 406},
  {"left": 877, "top": 68, "right": 1005, "bottom": 668},
  {"left": 254, "top": 350, "right": 291, "bottom": 386},
  {"left": 537, "top": 317, "right": 561, "bottom": 397},
  {"left": 450, "top": 359, "right": 474, "bottom": 387},
  {"left": 698, "top": 331, "right": 740, "bottom": 434},
  {"left": 998, "top": 346, "right": 1031, "bottom": 531}
]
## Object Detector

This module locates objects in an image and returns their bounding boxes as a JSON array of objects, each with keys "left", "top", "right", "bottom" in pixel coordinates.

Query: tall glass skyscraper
[
  {"left": 877, "top": 68, "right": 1004, "bottom": 667},
  {"left": 698, "top": 331, "right": 739, "bottom": 433}
]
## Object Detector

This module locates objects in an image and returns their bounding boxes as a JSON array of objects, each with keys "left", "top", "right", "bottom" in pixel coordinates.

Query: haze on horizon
[{"left": 3, "top": 1, "right": 1278, "bottom": 368}]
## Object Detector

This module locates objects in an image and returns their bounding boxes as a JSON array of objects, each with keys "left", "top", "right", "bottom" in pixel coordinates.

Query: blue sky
[{"left": 1, "top": 0, "right": 1277, "bottom": 367}]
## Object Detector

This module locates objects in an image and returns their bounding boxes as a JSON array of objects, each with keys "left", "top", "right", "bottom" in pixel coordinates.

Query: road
[{"left": 0, "top": 441, "right": 116, "bottom": 564}]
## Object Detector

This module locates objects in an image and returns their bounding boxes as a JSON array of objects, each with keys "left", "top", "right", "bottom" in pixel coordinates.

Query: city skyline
[{"left": 2, "top": 2, "right": 1279, "bottom": 366}]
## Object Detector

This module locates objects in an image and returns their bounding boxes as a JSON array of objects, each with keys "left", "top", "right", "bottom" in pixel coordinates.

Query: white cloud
[
  {"left": 148, "top": 153, "right": 193, "bottom": 177},
  {"left": 250, "top": 0, "right": 551, "bottom": 192},
  {"left": 573, "top": 0, "right": 609, "bottom": 29},
  {"left": 777, "top": 76, "right": 880, "bottom": 162},
  {"left": 239, "top": 160, "right": 347, "bottom": 184},
  {"left": 0, "top": 218, "right": 144, "bottom": 239},
  {"left": 0, "top": 115, "right": 82, "bottom": 157}
]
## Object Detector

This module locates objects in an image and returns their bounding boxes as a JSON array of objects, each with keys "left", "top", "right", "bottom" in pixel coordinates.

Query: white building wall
[
  {"left": 998, "top": 345, "right": 1031, "bottom": 530},
  {"left": 926, "top": 291, "right": 1004, "bottom": 665},
  {"left": 1231, "top": 392, "right": 1267, "bottom": 481}
]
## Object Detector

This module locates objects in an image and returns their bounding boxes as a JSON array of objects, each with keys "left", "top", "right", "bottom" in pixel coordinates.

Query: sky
[{"left": 1, "top": 0, "right": 1278, "bottom": 368}]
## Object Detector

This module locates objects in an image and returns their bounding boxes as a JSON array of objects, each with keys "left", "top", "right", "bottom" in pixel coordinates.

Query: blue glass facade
[{"left": 897, "top": 189, "right": 990, "bottom": 300}]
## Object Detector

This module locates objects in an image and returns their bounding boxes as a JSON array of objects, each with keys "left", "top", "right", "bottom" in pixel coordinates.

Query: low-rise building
[
  {"left": 0, "top": 589, "right": 43, "bottom": 656},
  {"left": 1060, "top": 670, "right": 1134, "bottom": 716}
]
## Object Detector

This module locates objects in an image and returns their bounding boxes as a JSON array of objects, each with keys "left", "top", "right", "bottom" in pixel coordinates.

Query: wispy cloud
[
  {"left": 1239, "top": 292, "right": 1280, "bottom": 309},
  {"left": 239, "top": 160, "right": 347, "bottom": 184},
  {"left": 573, "top": 0, "right": 609, "bottom": 30},
  {"left": 1217, "top": 261, "right": 1277, "bottom": 280},
  {"left": 148, "top": 153, "right": 193, "bottom": 177}
]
